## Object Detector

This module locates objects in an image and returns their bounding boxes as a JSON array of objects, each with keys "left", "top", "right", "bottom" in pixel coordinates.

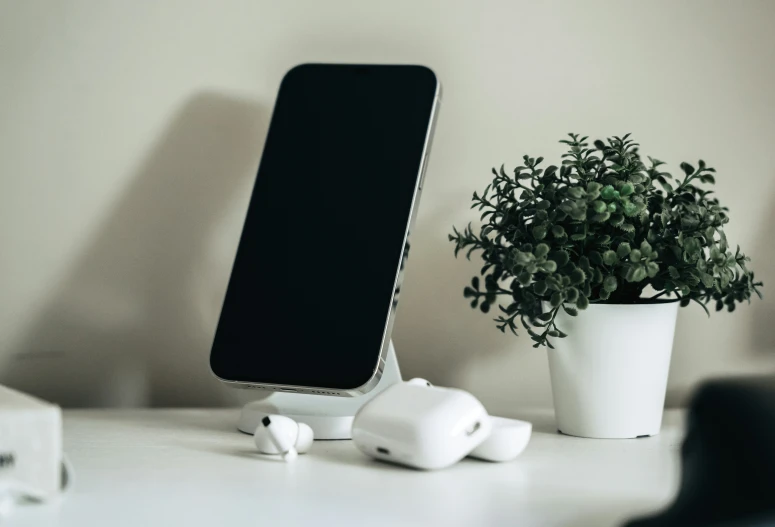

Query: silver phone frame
[{"left": 212, "top": 69, "right": 442, "bottom": 397}]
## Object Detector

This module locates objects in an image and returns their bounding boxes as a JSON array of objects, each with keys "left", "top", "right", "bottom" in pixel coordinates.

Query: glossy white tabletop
[{"left": 13, "top": 408, "right": 683, "bottom": 527}]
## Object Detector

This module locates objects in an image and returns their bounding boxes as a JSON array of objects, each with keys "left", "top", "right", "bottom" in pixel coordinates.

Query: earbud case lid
[{"left": 468, "top": 416, "right": 532, "bottom": 462}]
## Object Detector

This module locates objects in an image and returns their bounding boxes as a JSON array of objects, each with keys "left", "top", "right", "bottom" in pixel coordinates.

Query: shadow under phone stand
[{"left": 237, "top": 340, "right": 401, "bottom": 440}]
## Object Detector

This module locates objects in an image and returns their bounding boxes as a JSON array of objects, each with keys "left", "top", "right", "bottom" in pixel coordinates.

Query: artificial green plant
[{"left": 449, "top": 134, "right": 762, "bottom": 348}]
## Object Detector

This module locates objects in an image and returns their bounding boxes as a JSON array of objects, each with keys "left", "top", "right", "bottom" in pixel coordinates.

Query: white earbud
[
  {"left": 407, "top": 378, "right": 432, "bottom": 387},
  {"left": 254, "top": 415, "right": 313, "bottom": 461}
]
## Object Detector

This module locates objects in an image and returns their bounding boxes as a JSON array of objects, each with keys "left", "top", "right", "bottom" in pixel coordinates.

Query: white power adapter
[{"left": 0, "top": 385, "right": 66, "bottom": 504}]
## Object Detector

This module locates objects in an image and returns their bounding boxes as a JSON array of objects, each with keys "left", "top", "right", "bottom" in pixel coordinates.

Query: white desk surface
[{"left": 15, "top": 408, "right": 684, "bottom": 527}]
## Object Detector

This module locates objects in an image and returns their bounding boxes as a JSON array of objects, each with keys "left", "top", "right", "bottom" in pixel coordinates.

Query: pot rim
[{"left": 590, "top": 298, "right": 680, "bottom": 306}]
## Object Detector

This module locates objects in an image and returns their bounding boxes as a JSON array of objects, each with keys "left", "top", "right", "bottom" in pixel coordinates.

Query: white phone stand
[{"left": 238, "top": 340, "right": 402, "bottom": 440}]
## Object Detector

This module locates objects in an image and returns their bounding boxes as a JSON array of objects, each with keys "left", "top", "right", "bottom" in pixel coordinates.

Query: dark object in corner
[{"left": 625, "top": 376, "right": 775, "bottom": 527}]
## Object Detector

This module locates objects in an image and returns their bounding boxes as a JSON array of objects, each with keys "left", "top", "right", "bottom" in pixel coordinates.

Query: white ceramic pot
[{"left": 547, "top": 301, "right": 679, "bottom": 439}]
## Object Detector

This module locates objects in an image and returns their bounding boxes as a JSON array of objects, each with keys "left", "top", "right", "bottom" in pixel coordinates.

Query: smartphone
[{"left": 210, "top": 64, "right": 440, "bottom": 396}]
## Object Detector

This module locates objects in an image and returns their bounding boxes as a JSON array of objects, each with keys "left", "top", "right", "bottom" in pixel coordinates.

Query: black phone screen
[{"left": 210, "top": 64, "right": 438, "bottom": 390}]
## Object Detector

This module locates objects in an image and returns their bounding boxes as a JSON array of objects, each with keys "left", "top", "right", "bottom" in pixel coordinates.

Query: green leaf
[
  {"left": 514, "top": 251, "right": 532, "bottom": 265},
  {"left": 566, "top": 287, "right": 579, "bottom": 302},
  {"left": 710, "top": 246, "right": 726, "bottom": 265},
  {"left": 532, "top": 225, "right": 547, "bottom": 240},
  {"left": 630, "top": 265, "right": 648, "bottom": 282},
  {"left": 570, "top": 233, "right": 586, "bottom": 241},
  {"left": 570, "top": 268, "right": 586, "bottom": 285},
  {"left": 471, "top": 277, "right": 480, "bottom": 289},
  {"left": 680, "top": 162, "right": 695, "bottom": 176},
  {"left": 533, "top": 280, "right": 548, "bottom": 295},
  {"left": 592, "top": 200, "right": 607, "bottom": 213},
  {"left": 589, "top": 251, "right": 603, "bottom": 266},
  {"left": 563, "top": 305, "right": 578, "bottom": 316},
  {"left": 620, "top": 183, "right": 634, "bottom": 197},
  {"left": 540, "top": 260, "right": 558, "bottom": 273},
  {"left": 551, "top": 225, "right": 566, "bottom": 238},
  {"left": 603, "top": 275, "right": 618, "bottom": 292},
  {"left": 534, "top": 243, "right": 550, "bottom": 259},
  {"left": 552, "top": 251, "right": 570, "bottom": 267},
  {"left": 668, "top": 266, "right": 680, "bottom": 280},
  {"left": 630, "top": 249, "right": 642, "bottom": 261},
  {"left": 602, "top": 250, "right": 618, "bottom": 265},
  {"left": 546, "top": 276, "right": 562, "bottom": 291},
  {"left": 600, "top": 185, "right": 617, "bottom": 200},
  {"left": 538, "top": 311, "right": 554, "bottom": 321},
  {"left": 646, "top": 262, "right": 659, "bottom": 278},
  {"left": 485, "top": 275, "right": 497, "bottom": 291},
  {"left": 683, "top": 237, "right": 701, "bottom": 253},
  {"left": 700, "top": 174, "right": 716, "bottom": 184},
  {"left": 617, "top": 243, "right": 631, "bottom": 258},
  {"left": 550, "top": 292, "right": 563, "bottom": 307},
  {"left": 518, "top": 271, "right": 531, "bottom": 286},
  {"left": 640, "top": 240, "right": 653, "bottom": 258},
  {"left": 609, "top": 213, "right": 625, "bottom": 226},
  {"left": 480, "top": 302, "right": 490, "bottom": 313},
  {"left": 463, "top": 286, "right": 476, "bottom": 298},
  {"left": 576, "top": 294, "right": 589, "bottom": 310}
]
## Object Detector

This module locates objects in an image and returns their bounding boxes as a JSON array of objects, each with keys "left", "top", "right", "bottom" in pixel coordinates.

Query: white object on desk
[
  {"left": 469, "top": 416, "right": 532, "bottom": 462},
  {"left": 13, "top": 408, "right": 683, "bottom": 527},
  {"left": 352, "top": 382, "right": 492, "bottom": 470},
  {"left": 0, "top": 385, "right": 63, "bottom": 500},
  {"left": 548, "top": 302, "right": 679, "bottom": 439},
  {"left": 238, "top": 340, "right": 402, "bottom": 440}
]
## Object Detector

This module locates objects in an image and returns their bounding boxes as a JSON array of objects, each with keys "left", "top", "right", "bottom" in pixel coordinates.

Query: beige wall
[{"left": 1, "top": 0, "right": 774, "bottom": 409}]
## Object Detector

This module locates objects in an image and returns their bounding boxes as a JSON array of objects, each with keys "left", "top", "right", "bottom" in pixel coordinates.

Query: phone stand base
[{"left": 237, "top": 340, "right": 401, "bottom": 440}]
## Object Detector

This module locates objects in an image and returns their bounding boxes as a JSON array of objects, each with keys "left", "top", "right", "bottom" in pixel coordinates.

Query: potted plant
[{"left": 449, "top": 134, "right": 762, "bottom": 438}]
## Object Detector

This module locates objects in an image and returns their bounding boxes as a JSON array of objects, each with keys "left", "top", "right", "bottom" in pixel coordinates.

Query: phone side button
[{"left": 418, "top": 157, "right": 429, "bottom": 189}]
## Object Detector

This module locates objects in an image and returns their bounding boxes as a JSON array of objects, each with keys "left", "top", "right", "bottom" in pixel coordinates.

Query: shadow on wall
[
  {"left": 752, "top": 187, "right": 775, "bottom": 354},
  {"left": 1, "top": 92, "right": 267, "bottom": 407},
  {"left": 391, "top": 201, "right": 552, "bottom": 411}
]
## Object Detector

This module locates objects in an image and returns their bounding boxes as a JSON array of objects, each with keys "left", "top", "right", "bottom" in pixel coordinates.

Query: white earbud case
[{"left": 352, "top": 382, "right": 492, "bottom": 470}]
